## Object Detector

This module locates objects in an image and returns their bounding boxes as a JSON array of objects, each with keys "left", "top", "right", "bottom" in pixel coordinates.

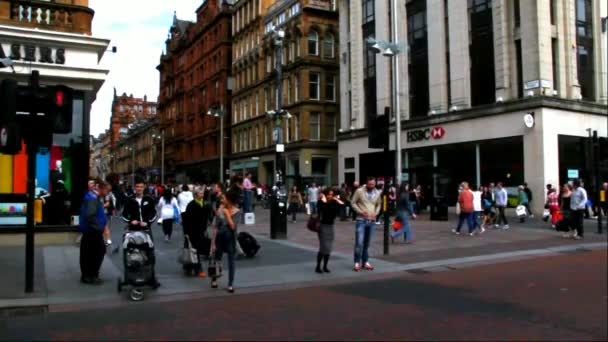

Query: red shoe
[
  {"left": 364, "top": 263, "right": 375, "bottom": 270},
  {"left": 353, "top": 263, "right": 361, "bottom": 272},
  {"left": 197, "top": 272, "right": 207, "bottom": 278}
]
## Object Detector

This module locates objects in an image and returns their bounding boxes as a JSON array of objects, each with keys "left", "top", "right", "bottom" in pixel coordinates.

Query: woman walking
[
  {"left": 210, "top": 187, "right": 241, "bottom": 293},
  {"left": 182, "top": 187, "right": 213, "bottom": 277},
  {"left": 518, "top": 185, "right": 529, "bottom": 223},
  {"left": 158, "top": 187, "right": 179, "bottom": 242},
  {"left": 288, "top": 186, "right": 303, "bottom": 223},
  {"left": 391, "top": 183, "right": 416, "bottom": 244},
  {"left": 315, "top": 188, "right": 343, "bottom": 274},
  {"left": 559, "top": 184, "right": 575, "bottom": 238},
  {"left": 545, "top": 186, "right": 560, "bottom": 228}
]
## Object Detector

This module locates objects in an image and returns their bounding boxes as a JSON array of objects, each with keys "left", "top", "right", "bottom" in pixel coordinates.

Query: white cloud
[{"left": 89, "top": 0, "right": 201, "bottom": 136}]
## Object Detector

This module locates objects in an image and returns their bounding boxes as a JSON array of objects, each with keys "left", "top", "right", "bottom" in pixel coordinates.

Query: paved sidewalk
[{"left": 0, "top": 209, "right": 605, "bottom": 312}]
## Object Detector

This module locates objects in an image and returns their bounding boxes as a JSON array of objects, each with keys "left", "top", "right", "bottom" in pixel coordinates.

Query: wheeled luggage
[
  {"left": 237, "top": 232, "right": 260, "bottom": 258},
  {"left": 117, "top": 230, "right": 159, "bottom": 301}
]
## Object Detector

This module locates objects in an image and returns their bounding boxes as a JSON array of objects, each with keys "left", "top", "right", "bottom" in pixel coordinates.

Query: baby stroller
[{"left": 117, "top": 230, "right": 159, "bottom": 301}]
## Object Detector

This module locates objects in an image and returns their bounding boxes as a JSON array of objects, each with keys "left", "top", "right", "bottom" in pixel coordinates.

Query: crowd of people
[{"left": 78, "top": 173, "right": 606, "bottom": 291}]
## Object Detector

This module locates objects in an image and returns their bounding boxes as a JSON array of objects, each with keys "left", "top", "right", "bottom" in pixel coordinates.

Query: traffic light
[
  {"left": 0, "top": 79, "right": 22, "bottom": 154},
  {"left": 368, "top": 107, "right": 390, "bottom": 149},
  {"left": 50, "top": 85, "right": 73, "bottom": 134}
]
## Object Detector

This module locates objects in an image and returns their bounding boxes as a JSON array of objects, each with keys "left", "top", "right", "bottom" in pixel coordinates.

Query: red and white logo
[{"left": 431, "top": 127, "right": 445, "bottom": 139}]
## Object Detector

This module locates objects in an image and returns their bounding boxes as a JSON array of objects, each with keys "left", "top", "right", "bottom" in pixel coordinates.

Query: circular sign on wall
[{"left": 524, "top": 113, "right": 535, "bottom": 128}]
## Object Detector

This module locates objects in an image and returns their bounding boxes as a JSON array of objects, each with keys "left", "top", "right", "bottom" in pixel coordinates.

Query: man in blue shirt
[{"left": 79, "top": 179, "right": 111, "bottom": 285}]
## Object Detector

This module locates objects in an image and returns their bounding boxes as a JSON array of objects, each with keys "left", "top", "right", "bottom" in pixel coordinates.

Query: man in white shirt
[
  {"left": 494, "top": 182, "right": 509, "bottom": 229},
  {"left": 243, "top": 173, "right": 253, "bottom": 213},
  {"left": 570, "top": 179, "right": 588, "bottom": 239},
  {"left": 177, "top": 184, "right": 194, "bottom": 216},
  {"left": 307, "top": 183, "right": 320, "bottom": 215},
  {"left": 472, "top": 185, "right": 485, "bottom": 233}
]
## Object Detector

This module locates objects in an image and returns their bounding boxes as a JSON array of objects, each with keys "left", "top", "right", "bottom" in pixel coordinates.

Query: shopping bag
[
  {"left": 515, "top": 205, "right": 527, "bottom": 217},
  {"left": 542, "top": 209, "right": 550, "bottom": 218},
  {"left": 178, "top": 236, "right": 198, "bottom": 265},
  {"left": 207, "top": 253, "right": 223, "bottom": 278},
  {"left": 305, "top": 203, "right": 311, "bottom": 216},
  {"left": 307, "top": 215, "right": 321, "bottom": 233},
  {"left": 244, "top": 212, "right": 255, "bottom": 225}
]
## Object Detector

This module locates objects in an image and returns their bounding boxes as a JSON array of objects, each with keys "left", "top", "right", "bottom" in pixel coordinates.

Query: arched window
[
  {"left": 308, "top": 30, "right": 318, "bottom": 56},
  {"left": 323, "top": 33, "right": 335, "bottom": 58}
]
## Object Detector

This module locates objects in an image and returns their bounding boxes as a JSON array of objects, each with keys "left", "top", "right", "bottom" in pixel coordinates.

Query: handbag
[
  {"left": 178, "top": 236, "right": 198, "bottom": 265},
  {"left": 515, "top": 205, "right": 527, "bottom": 217},
  {"left": 307, "top": 215, "right": 321, "bottom": 232},
  {"left": 207, "top": 252, "right": 223, "bottom": 278},
  {"left": 173, "top": 205, "right": 181, "bottom": 224}
]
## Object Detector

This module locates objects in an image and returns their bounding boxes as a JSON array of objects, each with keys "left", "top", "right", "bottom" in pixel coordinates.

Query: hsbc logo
[{"left": 407, "top": 126, "right": 446, "bottom": 143}]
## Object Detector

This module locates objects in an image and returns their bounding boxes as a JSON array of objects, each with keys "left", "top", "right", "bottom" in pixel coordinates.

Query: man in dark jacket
[
  {"left": 121, "top": 178, "right": 158, "bottom": 233},
  {"left": 182, "top": 187, "right": 213, "bottom": 277},
  {"left": 79, "top": 180, "right": 110, "bottom": 284}
]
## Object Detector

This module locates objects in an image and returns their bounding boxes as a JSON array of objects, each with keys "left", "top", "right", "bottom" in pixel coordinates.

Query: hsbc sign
[{"left": 406, "top": 126, "right": 446, "bottom": 143}]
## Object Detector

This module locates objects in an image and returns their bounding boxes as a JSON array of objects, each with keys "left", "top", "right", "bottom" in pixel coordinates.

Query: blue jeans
[
  {"left": 243, "top": 190, "right": 253, "bottom": 213},
  {"left": 456, "top": 212, "right": 475, "bottom": 233},
  {"left": 391, "top": 211, "right": 412, "bottom": 242},
  {"left": 309, "top": 201, "right": 318, "bottom": 215},
  {"left": 473, "top": 211, "right": 482, "bottom": 229},
  {"left": 354, "top": 219, "right": 375, "bottom": 264},
  {"left": 214, "top": 229, "right": 236, "bottom": 286}
]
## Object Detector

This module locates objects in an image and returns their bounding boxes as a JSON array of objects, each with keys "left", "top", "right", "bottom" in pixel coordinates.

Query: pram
[{"left": 117, "top": 230, "right": 159, "bottom": 301}]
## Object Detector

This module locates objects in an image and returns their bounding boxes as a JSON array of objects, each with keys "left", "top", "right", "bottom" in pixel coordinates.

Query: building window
[
  {"left": 309, "top": 112, "right": 320, "bottom": 140},
  {"left": 266, "top": 55, "right": 272, "bottom": 73},
  {"left": 326, "top": 74, "right": 336, "bottom": 102},
  {"left": 514, "top": 0, "right": 520, "bottom": 28},
  {"left": 264, "top": 125, "right": 268, "bottom": 146},
  {"left": 363, "top": 0, "right": 375, "bottom": 23},
  {"left": 308, "top": 30, "right": 319, "bottom": 55},
  {"left": 289, "top": 41, "right": 295, "bottom": 62},
  {"left": 295, "top": 73, "right": 300, "bottom": 101},
  {"left": 323, "top": 33, "right": 335, "bottom": 58},
  {"left": 576, "top": 0, "right": 595, "bottom": 101},
  {"left": 287, "top": 78, "right": 292, "bottom": 104},
  {"left": 326, "top": 113, "right": 336, "bottom": 141},
  {"left": 407, "top": 0, "right": 430, "bottom": 117},
  {"left": 255, "top": 93, "right": 260, "bottom": 116},
  {"left": 294, "top": 114, "right": 300, "bottom": 141},
  {"left": 264, "top": 87, "right": 270, "bottom": 110},
  {"left": 296, "top": 36, "right": 301, "bottom": 57},
  {"left": 255, "top": 126, "right": 259, "bottom": 149},
  {"left": 285, "top": 118, "right": 290, "bottom": 143},
  {"left": 345, "top": 157, "right": 355, "bottom": 169},
  {"left": 468, "top": 0, "right": 496, "bottom": 106},
  {"left": 309, "top": 72, "right": 320, "bottom": 100}
]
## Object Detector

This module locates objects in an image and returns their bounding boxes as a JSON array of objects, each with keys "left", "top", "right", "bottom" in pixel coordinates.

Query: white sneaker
[
  {"left": 494, "top": 224, "right": 499, "bottom": 229},
  {"left": 562, "top": 233, "right": 571, "bottom": 238},
  {"left": 573, "top": 235, "right": 582, "bottom": 240},
  {"left": 502, "top": 225, "right": 510, "bottom": 230},
  {"left": 529, "top": 215, "right": 535, "bottom": 219},
  {"left": 480, "top": 227, "right": 486, "bottom": 234},
  {"left": 469, "top": 232, "right": 475, "bottom": 237},
  {"left": 164, "top": 235, "right": 169, "bottom": 242},
  {"left": 105, "top": 239, "right": 112, "bottom": 246},
  {"left": 451, "top": 229, "right": 461, "bottom": 235},
  {"left": 572, "top": 230, "right": 578, "bottom": 238}
]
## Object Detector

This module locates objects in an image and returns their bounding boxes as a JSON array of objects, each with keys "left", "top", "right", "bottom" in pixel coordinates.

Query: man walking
[
  {"left": 307, "top": 183, "right": 320, "bottom": 215},
  {"left": 570, "top": 179, "right": 588, "bottom": 240},
  {"left": 79, "top": 180, "right": 110, "bottom": 285},
  {"left": 351, "top": 177, "right": 382, "bottom": 272},
  {"left": 495, "top": 182, "right": 509, "bottom": 229},
  {"left": 453, "top": 182, "right": 475, "bottom": 236},
  {"left": 242, "top": 173, "right": 253, "bottom": 213},
  {"left": 523, "top": 182, "right": 534, "bottom": 218}
]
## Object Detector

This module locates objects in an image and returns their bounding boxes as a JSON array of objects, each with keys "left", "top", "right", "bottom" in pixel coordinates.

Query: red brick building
[
  {"left": 157, "top": 2, "right": 233, "bottom": 183},
  {"left": 109, "top": 89, "right": 157, "bottom": 147}
]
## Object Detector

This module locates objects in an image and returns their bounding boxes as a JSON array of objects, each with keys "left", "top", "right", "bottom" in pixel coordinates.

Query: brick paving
[{"left": 243, "top": 208, "right": 607, "bottom": 264}]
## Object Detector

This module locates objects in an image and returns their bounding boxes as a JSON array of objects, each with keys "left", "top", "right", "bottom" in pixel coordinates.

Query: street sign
[{"left": 567, "top": 169, "right": 579, "bottom": 179}]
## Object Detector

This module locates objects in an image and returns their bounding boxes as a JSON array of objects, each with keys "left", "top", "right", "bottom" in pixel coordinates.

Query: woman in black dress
[
  {"left": 182, "top": 187, "right": 213, "bottom": 277},
  {"left": 315, "top": 188, "right": 344, "bottom": 274}
]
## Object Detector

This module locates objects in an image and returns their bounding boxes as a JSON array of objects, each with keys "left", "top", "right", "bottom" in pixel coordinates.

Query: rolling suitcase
[{"left": 237, "top": 232, "right": 260, "bottom": 258}]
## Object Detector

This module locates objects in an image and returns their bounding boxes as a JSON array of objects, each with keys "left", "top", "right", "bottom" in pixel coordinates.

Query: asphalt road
[{"left": 1, "top": 248, "right": 606, "bottom": 341}]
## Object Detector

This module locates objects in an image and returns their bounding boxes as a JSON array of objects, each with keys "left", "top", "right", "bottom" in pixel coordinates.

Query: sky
[{"left": 89, "top": 0, "right": 202, "bottom": 136}]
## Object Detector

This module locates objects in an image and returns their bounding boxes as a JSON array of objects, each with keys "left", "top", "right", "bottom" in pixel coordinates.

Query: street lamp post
[
  {"left": 367, "top": 8, "right": 406, "bottom": 255},
  {"left": 207, "top": 105, "right": 225, "bottom": 184},
  {"left": 265, "top": 26, "right": 290, "bottom": 240},
  {"left": 152, "top": 130, "right": 166, "bottom": 185}
]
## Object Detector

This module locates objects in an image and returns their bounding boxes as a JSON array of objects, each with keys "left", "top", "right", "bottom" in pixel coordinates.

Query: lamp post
[
  {"left": 367, "top": 6, "right": 406, "bottom": 255},
  {"left": 265, "top": 26, "right": 290, "bottom": 240},
  {"left": 207, "top": 105, "right": 225, "bottom": 184},
  {"left": 152, "top": 130, "right": 165, "bottom": 185}
]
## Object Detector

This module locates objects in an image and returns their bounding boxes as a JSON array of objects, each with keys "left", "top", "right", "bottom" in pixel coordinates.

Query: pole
[
  {"left": 161, "top": 131, "right": 165, "bottom": 185},
  {"left": 271, "top": 31, "right": 287, "bottom": 240},
  {"left": 392, "top": 0, "right": 402, "bottom": 185},
  {"left": 383, "top": 147, "right": 390, "bottom": 255},
  {"left": 25, "top": 71, "right": 40, "bottom": 293},
  {"left": 219, "top": 112, "right": 224, "bottom": 184},
  {"left": 594, "top": 130, "right": 603, "bottom": 234}
]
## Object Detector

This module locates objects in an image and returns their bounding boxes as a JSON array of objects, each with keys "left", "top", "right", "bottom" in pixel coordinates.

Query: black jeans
[
  {"left": 496, "top": 206, "right": 508, "bottom": 225},
  {"left": 571, "top": 209, "right": 585, "bottom": 237},
  {"left": 80, "top": 230, "right": 106, "bottom": 280},
  {"left": 162, "top": 219, "right": 174, "bottom": 238},
  {"left": 214, "top": 229, "right": 236, "bottom": 287}
]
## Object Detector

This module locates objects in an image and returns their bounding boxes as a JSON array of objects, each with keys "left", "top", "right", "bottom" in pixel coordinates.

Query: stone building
[
  {"left": 157, "top": 1, "right": 233, "bottom": 184},
  {"left": 109, "top": 89, "right": 157, "bottom": 148},
  {"left": 230, "top": 0, "right": 339, "bottom": 188},
  {"left": 338, "top": 0, "right": 607, "bottom": 214},
  {"left": 114, "top": 118, "right": 162, "bottom": 184}
]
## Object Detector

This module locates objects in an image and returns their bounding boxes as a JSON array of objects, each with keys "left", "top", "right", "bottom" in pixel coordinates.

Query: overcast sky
[{"left": 89, "top": 0, "right": 201, "bottom": 136}]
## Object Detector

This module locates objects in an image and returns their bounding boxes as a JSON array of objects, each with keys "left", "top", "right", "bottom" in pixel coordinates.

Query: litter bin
[
  {"left": 270, "top": 190, "right": 288, "bottom": 239},
  {"left": 430, "top": 196, "right": 448, "bottom": 221}
]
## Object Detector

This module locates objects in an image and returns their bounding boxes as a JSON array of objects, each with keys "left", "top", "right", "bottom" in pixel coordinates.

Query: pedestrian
[
  {"left": 242, "top": 173, "right": 254, "bottom": 213},
  {"left": 315, "top": 188, "right": 343, "bottom": 274},
  {"left": 210, "top": 187, "right": 242, "bottom": 293},
  {"left": 558, "top": 184, "right": 574, "bottom": 237},
  {"left": 350, "top": 177, "right": 382, "bottom": 272},
  {"left": 523, "top": 182, "right": 534, "bottom": 218},
  {"left": 103, "top": 187, "right": 116, "bottom": 246},
  {"left": 391, "top": 183, "right": 416, "bottom": 244},
  {"left": 182, "top": 187, "right": 213, "bottom": 277},
  {"left": 288, "top": 186, "right": 303, "bottom": 223},
  {"left": 121, "top": 178, "right": 158, "bottom": 235},
  {"left": 453, "top": 182, "right": 475, "bottom": 236},
  {"left": 601, "top": 182, "right": 608, "bottom": 220},
  {"left": 79, "top": 179, "right": 110, "bottom": 285},
  {"left": 518, "top": 185, "right": 530, "bottom": 223},
  {"left": 570, "top": 179, "right": 588, "bottom": 240},
  {"left": 177, "top": 184, "right": 194, "bottom": 219},
  {"left": 494, "top": 182, "right": 509, "bottom": 229},
  {"left": 545, "top": 185, "right": 560, "bottom": 228},
  {"left": 472, "top": 185, "right": 484, "bottom": 233},
  {"left": 307, "top": 183, "right": 320, "bottom": 215},
  {"left": 158, "top": 187, "right": 179, "bottom": 242},
  {"left": 481, "top": 185, "right": 495, "bottom": 229}
]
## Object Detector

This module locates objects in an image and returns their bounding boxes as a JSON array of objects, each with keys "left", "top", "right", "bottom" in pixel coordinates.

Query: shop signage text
[
  {"left": 0, "top": 43, "right": 65, "bottom": 65},
  {"left": 407, "top": 126, "right": 445, "bottom": 143}
]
